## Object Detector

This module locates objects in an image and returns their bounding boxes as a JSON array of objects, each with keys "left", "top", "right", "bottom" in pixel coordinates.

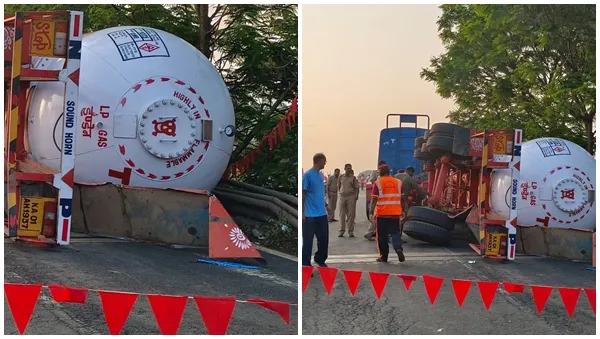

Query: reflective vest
[{"left": 374, "top": 176, "right": 403, "bottom": 216}]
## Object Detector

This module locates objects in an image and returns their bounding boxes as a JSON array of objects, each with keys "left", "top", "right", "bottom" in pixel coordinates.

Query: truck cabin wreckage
[
  {"left": 4, "top": 10, "right": 84, "bottom": 246},
  {"left": 399, "top": 120, "right": 523, "bottom": 261}
]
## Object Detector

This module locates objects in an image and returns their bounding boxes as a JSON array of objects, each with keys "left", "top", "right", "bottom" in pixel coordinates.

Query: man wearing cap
[
  {"left": 338, "top": 163, "right": 359, "bottom": 237},
  {"left": 369, "top": 164, "right": 406, "bottom": 262}
]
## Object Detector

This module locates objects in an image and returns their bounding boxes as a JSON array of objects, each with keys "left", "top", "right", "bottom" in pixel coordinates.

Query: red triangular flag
[
  {"left": 530, "top": 285, "right": 553, "bottom": 314},
  {"left": 584, "top": 288, "right": 595, "bottom": 314},
  {"left": 397, "top": 274, "right": 417, "bottom": 291},
  {"left": 558, "top": 287, "right": 581, "bottom": 318},
  {"left": 4, "top": 283, "right": 43, "bottom": 334},
  {"left": 477, "top": 281, "right": 499, "bottom": 310},
  {"left": 502, "top": 282, "right": 525, "bottom": 293},
  {"left": 194, "top": 296, "right": 236, "bottom": 335},
  {"left": 317, "top": 266, "right": 339, "bottom": 295},
  {"left": 97, "top": 290, "right": 138, "bottom": 335},
  {"left": 302, "top": 266, "right": 314, "bottom": 293},
  {"left": 422, "top": 275, "right": 444, "bottom": 304},
  {"left": 369, "top": 272, "right": 389, "bottom": 299},
  {"left": 48, "top": 284, "right": 88, "bottom": 304},
  {"left": 451, "top": 279, "right": 472, "bottom": 307},
  {"left": 247, "top": 298, "right": 290, "bottom": 324},
  {"left": 342, "top": 270, "right": 362, "bottom": 296},
  {"left": 146, "top": 294, "right": 188, "bottom": 335}
]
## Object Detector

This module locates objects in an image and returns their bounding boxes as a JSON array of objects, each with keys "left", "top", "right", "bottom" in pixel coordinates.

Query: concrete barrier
[
  {"left": 73, "top": 183, "right": 210, "bottom": 246},
  {"left": 516, "top": 226, "right": 594, "bottom": 262}
]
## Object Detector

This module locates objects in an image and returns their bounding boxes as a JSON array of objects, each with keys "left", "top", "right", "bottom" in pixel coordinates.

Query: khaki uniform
[
  {"left": 394, "top": 173, "right": 427, "bottom": 202},
  {"left": 338, "top": 173, "right": 359, "bottom": 235},
  {"left": 326, "top": 175, "right": 340, "bottom": 219}
]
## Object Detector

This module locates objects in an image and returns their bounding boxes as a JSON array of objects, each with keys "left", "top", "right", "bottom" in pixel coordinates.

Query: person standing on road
[
  {"left": 363, "top": 177, "right": 377, "bottom": 241},
  {"left": 338, "top": 164, "right": 359, "bottom": 237},
  {"left": 326, "top": 168, "right": 340, "bottom": 222},
  {"left": 369, "top": 164, "right": 406, "bottom": 263},
  {"left": 302, "top": 153, "right": 330, "bottom": 268}
]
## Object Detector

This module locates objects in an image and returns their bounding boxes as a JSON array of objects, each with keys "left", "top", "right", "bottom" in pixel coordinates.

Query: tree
[
  {"left": 421, "top": 4, "right": 596, "bottom": 154},
  {"left": 4, "top": 4, "right": 298, "bottom": 193}
]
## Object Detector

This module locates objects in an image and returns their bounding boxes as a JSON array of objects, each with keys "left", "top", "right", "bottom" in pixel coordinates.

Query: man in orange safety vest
[{"left": 369, "top": 164, "right": 406, "bottom": 262}]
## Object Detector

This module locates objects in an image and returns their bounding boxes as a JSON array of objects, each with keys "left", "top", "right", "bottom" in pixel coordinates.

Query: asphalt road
[
  {"left": 4, "top": 235, "right": 298, "bottom": 335},
  {"left": 302, "top": 190, "right": 596, "bottom": 335}
]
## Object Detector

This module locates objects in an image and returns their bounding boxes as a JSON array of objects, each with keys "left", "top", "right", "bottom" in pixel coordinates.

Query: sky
[{"left": 302, "top": 4, "right": 455, "bottom": 174}]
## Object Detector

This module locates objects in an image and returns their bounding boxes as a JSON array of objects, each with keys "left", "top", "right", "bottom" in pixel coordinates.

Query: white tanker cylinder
[
  {"left": 490, "top": 138, "right": 595, "bottom": 230},
  {"left": 26, "top": 26, "right": 236, "bottom": 191}
]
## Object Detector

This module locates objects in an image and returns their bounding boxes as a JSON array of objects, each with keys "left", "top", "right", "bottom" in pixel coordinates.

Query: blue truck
[{"left": 377, "top": 114, "right": 430, "bottom": 176}]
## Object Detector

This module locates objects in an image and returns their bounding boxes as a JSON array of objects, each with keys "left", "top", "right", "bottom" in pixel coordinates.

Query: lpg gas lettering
[
  {"left": 65, "top": 101, "right": 76, "bottom": 128},
  {"left": 193, "top": 111, "right": 201, "bottom": 120},
  {"left": 97, "top": 129, "right": 108, "bottom": 147},
  {"left": 100, "top": 105, "right": 110, "bottom": 118},
  {"left": 173, "top": 91, "right": 196, "bottom": 110},
  {"left": 64, "top": 132, "right": 74, "bottom": 155}
]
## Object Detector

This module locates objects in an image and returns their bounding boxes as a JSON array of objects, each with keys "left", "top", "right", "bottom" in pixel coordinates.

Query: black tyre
[
  {"left": 403, "top": 220, "right": 452, "bottom": 246},
  {"left": 414, "top": 136, "right": 425, "bottom": 148},
  {"left": 426, "top": 135, "right": 454, "bottom": 153},
  {"left": 406, "top": 206, "right": 454, "bottom": 231},
  {"left": 414, "top": 149, "right": 431, "bottom": 161},
  {"left": 429, "top": 122, "right": 460, "bottom": 137},
  {"left": 424, "top": 130, "right": 430, "bottom": 141}
]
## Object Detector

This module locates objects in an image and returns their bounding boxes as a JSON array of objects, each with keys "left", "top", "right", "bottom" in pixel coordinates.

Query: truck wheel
[
  {"left": 424, "top": 130, "right": 430, "bottom": 141},
  {"left": 403, "top": 220, "right": 452, "bottom": 246},
  {"left": 425, "top": 135, "right": 453, "bottom": 153},
  {"left": 429, "top": 123, "right": 459, "bottom": 137},
  {"left": 406, "top": 206, "right": 454, "bottom": 231},
  {"left": 414, "top": 137, "right": 425, "bottom": 148},
  {"left": 414, "top": 149, "right": 431, "bottom": 160}
]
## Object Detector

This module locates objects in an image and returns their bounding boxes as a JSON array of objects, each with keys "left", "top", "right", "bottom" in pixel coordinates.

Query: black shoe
[
  {"left": 331, "top": 218, "right": 338, "bottom": 222},
  {"left": 376, "top": 257, "right": 388, "bottom": 263},
  {"left": 315, "top": 262, "right": 328, "bottom": 267},
  {"left": 397, "top": 250, "right": 405, "bottom": 262},
  {"left": 338, "top": 233, "right": 344, "bottom": 237},
  {"left": 349, "top": 233, "right": 355, "bottom": 238}
]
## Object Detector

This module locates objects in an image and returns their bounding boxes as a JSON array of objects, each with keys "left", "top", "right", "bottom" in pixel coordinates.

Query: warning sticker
[
  {"left": 536, "top": 139, "right": 571, "bottom": 157},
  {"left": 108, "top": 28, "right": 170, "bottom": 61}
]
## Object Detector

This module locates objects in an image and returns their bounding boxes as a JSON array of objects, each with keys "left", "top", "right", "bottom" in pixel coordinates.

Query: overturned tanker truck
[
  {"left": 401, "top": 118, "right": 596, "bottom": 262},
  {"left": 4, "top": 10, "right": 265, "bottom": 259}
]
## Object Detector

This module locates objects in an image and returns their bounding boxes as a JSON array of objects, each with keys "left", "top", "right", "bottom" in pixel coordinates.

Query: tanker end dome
[
  {"left": 490, "top": 138, "right": 595, "bottom": 230},
  {"left": 27, "top": 26, "right": 236, "bottom": 191}
]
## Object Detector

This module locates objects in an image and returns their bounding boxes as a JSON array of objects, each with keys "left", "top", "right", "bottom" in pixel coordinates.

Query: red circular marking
[{"left": 117, "top": 76, "right": 213, "bottom": 181}]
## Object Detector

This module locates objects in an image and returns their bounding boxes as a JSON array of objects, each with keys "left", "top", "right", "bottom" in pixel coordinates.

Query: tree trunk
[
  {"left": 585, "top": 118, "right": 594, "bottom": 155},
  {"left": 195, "top": 4, "right": 212, "bottom": 59}
]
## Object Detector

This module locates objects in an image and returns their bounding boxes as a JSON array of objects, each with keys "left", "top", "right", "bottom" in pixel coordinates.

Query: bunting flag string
[
  {"left": 224, "top": 96, "right": 298, "bottom": 179},
  {"left": 302, "top": 266, "right": 595, "bottom": 317},
  {"left": 4, "top": 283, "right": 294, "bottom": 335}
]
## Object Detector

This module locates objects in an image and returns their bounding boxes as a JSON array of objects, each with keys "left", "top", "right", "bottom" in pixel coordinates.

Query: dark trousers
[
  {"left": 376, "top": 216, "right": 403, "bottom": 259},
  {"left": 302, "top": 215, "right": 329, "bottom": 267}
]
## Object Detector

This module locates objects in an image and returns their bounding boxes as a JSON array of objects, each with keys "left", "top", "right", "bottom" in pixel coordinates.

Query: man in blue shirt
[{"left": 302, "top": 153, "right": 330, "bottom": 268}]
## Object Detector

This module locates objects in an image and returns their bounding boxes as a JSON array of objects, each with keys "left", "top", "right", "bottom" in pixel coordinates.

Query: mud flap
[{"left": 208, "top": 195, "right": 262, "bottom": 259}]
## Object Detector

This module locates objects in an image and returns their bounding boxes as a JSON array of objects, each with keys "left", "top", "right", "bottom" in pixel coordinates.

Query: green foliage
[
  {"left": 421, "top": 4, "right": 595, "bottom": 154},
  {"left": 5, "top": 4, "right": 298, "bottom": 193}
]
